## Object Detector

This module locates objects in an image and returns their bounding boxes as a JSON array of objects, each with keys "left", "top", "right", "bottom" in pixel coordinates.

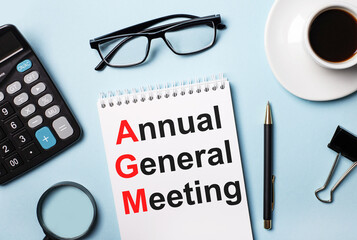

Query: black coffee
[{"left": 309, "top": 9, "right": 357, "bottom": 62}]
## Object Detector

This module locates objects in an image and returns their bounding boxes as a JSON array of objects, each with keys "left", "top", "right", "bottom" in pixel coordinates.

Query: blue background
[{"left": 1, "top": 0, "right": 357, "bottom": 239}]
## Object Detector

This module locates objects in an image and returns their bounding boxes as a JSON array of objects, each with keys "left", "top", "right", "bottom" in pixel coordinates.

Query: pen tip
[{"left": 265, "top": 102, "right": 272, "bottom": 124}]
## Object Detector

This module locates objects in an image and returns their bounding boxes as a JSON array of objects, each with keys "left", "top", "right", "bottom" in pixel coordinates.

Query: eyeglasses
[{"left": 89, "top": 14, "right": 226, "bottom": 70}]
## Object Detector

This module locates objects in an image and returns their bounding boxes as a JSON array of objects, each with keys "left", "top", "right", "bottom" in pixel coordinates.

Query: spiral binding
[{"left": 99, "top": 74, "right": 226, "bottom": 108}]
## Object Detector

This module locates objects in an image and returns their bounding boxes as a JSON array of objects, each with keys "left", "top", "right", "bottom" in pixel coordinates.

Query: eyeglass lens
[
  {"left": 165, "top": 21, "right": 215, "bottom": 54},
  {"left": 99, "top": 36, "right": 149, "bottom": 66},
  {"left": 98, "top": 21, "right": 216, "bottom": 67}
]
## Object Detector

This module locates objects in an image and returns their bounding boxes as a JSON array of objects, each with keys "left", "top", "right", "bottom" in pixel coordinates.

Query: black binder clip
[{"left": 315, "top": 126, "right": 357, "bottom": 203}]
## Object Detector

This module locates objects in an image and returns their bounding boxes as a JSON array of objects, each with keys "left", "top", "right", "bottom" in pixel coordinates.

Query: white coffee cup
[{"left": 304, "top": 3, "right": 357, "bottom": 69}]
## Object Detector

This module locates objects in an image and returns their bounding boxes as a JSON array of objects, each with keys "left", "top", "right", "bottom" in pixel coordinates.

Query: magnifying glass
[{"left": 37, "top": 182, "right": 97, "bottom": 240}]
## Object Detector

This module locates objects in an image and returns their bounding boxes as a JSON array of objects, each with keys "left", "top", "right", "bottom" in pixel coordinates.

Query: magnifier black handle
[{"left": 44, "top": 236, "right": 55, "bottom": 240}]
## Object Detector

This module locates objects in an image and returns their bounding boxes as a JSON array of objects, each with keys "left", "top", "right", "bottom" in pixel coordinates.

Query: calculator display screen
[{"left": 0, "top": 32, "right": 23, "bottom": 63}]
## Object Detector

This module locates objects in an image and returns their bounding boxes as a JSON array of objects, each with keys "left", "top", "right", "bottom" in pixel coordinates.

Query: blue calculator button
[
  {"left": 35, "top": 127, "right": 56, "bottom": 150},
  {"left": 17, "top": 59, "right": 32, "bottom": 73}
]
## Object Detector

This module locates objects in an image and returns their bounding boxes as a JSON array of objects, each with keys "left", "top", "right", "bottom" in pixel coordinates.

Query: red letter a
[
  {"left": 116, "top": 120, "right": 139, "bottom": 145},
  {"left": 122, "top": 189, "right": 148, "bottom": 214}
]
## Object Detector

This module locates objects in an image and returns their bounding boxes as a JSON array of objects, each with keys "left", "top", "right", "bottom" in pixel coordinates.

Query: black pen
[{"left": 264, "top": 102, "right": 275, "bottom": 230}]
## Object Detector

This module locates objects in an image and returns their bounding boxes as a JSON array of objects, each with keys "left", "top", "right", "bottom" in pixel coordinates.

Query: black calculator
[{"left": 0, "top": 24, "right": 81, "bottom": 184}]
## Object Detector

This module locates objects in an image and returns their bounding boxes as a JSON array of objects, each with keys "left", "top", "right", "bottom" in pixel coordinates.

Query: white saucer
[{"left": 265, "top": 0, "right": 357, "bottom": 101}]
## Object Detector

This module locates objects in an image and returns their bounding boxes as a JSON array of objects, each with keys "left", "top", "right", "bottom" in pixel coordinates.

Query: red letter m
[{"left": 122, "top": 189, "right": 148, "bottom": 214}]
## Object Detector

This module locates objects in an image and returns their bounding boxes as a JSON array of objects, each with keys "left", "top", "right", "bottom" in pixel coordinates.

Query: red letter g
[{"left": 116, "top": 154, "right": 138, "bottom": 178}]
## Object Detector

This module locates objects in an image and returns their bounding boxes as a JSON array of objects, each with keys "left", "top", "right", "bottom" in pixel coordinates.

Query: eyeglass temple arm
[{"left": 91, "top": 14, "right": 199, "bottom": 43}]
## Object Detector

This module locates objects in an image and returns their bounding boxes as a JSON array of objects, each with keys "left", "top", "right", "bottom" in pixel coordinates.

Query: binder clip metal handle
[
  {"left": 315, "top": 153, "right": 357, "bottom": 203},
  {"left": 315, "top": 126, "right": 357, "bottom": 203}
]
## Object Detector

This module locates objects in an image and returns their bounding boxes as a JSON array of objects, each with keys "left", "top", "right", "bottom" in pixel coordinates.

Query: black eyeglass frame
[{"left": 90, "top": 14, "right": 225, "bottom": 70}]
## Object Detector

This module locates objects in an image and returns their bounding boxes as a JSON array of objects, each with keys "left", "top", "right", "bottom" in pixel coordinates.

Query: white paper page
[{"left": 97, "top": 79, "right": 253, "bottom": 240}]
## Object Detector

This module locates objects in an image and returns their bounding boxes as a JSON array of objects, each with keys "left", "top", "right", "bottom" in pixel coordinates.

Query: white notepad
[{"left": 97, "top": 75, "right": 253, "bottom": 240}]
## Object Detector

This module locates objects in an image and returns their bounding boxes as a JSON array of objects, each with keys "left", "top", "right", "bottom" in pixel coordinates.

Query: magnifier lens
[{"left": 38, "top": 183, "right": 96, "bottom": 240}]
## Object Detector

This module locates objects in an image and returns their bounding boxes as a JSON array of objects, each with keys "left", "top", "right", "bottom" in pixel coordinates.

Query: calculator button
[
  {"left": 45, "top": 105, "right": 60, "bottom": 118},
  {"left": 0, "top": 92, "right": 4, "bottom": 102},
  {"left": 5, "top": 117, "right": 23, "bottom": 133},
  {"left": 31, "top": 82, "right": 46, "bottom": 96},
  {"left": 38, "top": 94, "right": 53, "bottom": 107},
  {"left": 0, "top": 103, "right": 14, "bottom": 120},
  {"left": 53, "top": 117, "right": 73, "bottom": 140},
  {"left": 0, "top": 128, "right": 6, "bottom": 140},
  {"left": 0, "top": 140, "right": 15, "bottom": 157},
  {"left": 28, "top": 115, "right": 43, "bottom": 128},
  {"left": 0, "top": 164, "right": 7, "bottom": 177},
  {"left": 24, "top": 71, "right": 39, "bottom": 84},
  {"left": 13, "top": 130, "right": 32, "bottom": 147},
  {"left": 21, "top": 104, "right": 36, "bottom": 117},
  {"left": 4, "top": 154, "right": 23, "bottom": 170},
  {"left": 22, "top": 144, "right": 40, "bottom": 160},
  {"left": 35, "top": 127, "right": 56, "bottom": 150},
  {"left": 16, "top": 59, "right": 32, "bottom": 73},
  {"left": 6, "top": 81, "right": 21, "bottom": 94},
  {"left": 13, "top": 92, "right": 29, "bottom": 106}
]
